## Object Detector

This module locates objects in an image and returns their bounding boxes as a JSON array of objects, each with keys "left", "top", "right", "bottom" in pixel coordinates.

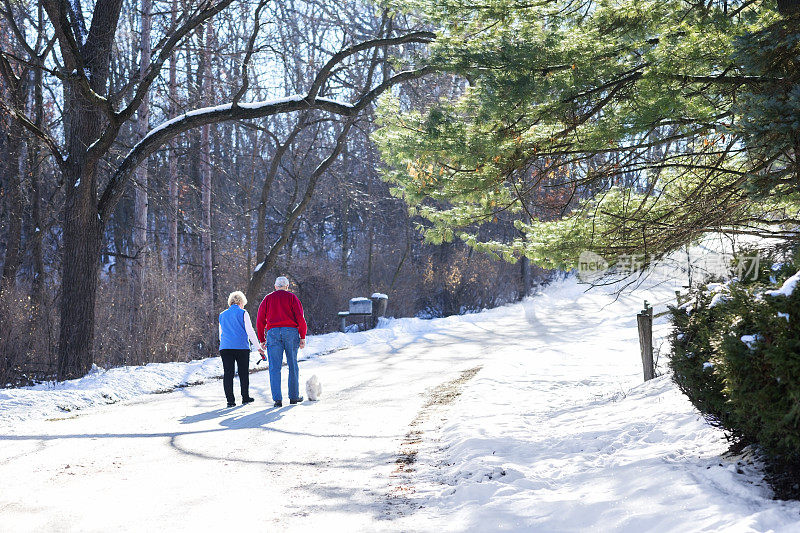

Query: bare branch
[
  {"left": 232, "top": 0, "right": 269, "bottom": 107},
  {"left": 2, "top": 0, "right": 39, "bottom": 58},
  {"left": 349, "top": 65, "right": 435, "bottom": 113},
  {"left": 248, "top": 117, "right": 356, "bottom": 292},
  {"left": 40, "top": 0, "right": 82, "bottom": 71},
  {"left": 0, "top": 99, "right": 64, "bottom": 165},
  {"left": 100, "top": 63, "right": 433, "bottom": 221},
  {"left": 306, "top": 31, "right": 435, "bottom": 101},
  {"left": 90, "top": 0, "right": 236, "bottom": 161},
  {"left": 114, "top": 0, "right": 236, "bottom": 125}
]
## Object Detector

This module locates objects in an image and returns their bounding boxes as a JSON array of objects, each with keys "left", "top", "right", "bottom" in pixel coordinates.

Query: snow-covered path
[
  {"left": 1, "top": 323, "right": 489, "bottom": 531},
  {"left": 2, "top": 277, "right": 800, "bottom": 531}
]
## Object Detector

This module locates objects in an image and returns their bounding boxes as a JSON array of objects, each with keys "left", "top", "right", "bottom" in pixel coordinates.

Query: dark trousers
[{"left": 220, "top": 349, "right": 251, "bottom": 403}]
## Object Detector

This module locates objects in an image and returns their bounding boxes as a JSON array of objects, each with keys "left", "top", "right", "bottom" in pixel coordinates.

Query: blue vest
[{"left": 219, "top": 305, "right": 250, "bottom": 350}]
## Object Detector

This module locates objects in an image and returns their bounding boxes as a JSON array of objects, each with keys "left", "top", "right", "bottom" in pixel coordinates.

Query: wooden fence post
[{"left": 637, "top": 301, "right": 655, "bottom": 381}]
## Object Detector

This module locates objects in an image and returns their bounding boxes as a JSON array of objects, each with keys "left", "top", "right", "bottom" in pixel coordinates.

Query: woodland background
[
  {"left": 0, "top": 0, "right": 546, "bottom": 386},
  {"left": 3, "top": 0, "right": 798, "bottom": 386}
]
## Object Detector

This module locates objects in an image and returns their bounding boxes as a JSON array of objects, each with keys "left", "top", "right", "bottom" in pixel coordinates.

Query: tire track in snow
[{"left": 387, "top": 365, "right": 483, "bottom": 515}]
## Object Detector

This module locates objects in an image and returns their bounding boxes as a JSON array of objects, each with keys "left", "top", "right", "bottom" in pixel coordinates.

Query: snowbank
[
  {"left": 0, "top": 291, "right": 526, "bottom": 425},
  {"left": 392, "top": 271, "right": 800, "bottom": 532}
]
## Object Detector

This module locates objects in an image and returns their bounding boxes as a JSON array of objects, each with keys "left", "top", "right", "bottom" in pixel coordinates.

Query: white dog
[{"left": 306, "top": 375, "right": 322, "bottom": 401}]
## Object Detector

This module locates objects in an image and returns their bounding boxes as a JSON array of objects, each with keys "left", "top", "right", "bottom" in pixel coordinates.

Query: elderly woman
[{"left": 218, "top": 291, "right": 263, "bottom": 407}]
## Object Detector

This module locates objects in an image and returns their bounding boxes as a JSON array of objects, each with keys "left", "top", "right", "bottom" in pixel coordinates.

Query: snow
[
  {"left": 741, "top": 334, "right": 763, "bottom": 350},
  {"left": 0, "top": 319, "right": 447, "bottom": 424},
  {"left": 135, "top": 95, "right": 304, "bottom": 150},
  {"left": 779, "top": 312, "right": 790, "bottom": 322},
  {"left": 253, "top": 261, "right": 265, "bottom": 272},
  {"left": 73, "top": 178, "right": 80, "bottom": 188},
  {"left": 708, "top": 281, "right": 731, "bottom": 308},
  {"left": 371, "top": 292, "right": 388, "bottom": 299},
  {"left": 2, "top": 274, "right": 799, "bottom": 530},
  {"left": 133, "top": 94, "right": 353, "bottom": 157},
  {"left": 765, "top": 270, "right": 800, "bottom": 298},
  {"left": 709, "top": 292, "right": 728, "bottom": 307}
]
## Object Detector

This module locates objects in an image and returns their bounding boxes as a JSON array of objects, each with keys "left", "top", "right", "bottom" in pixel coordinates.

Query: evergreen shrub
[{"left": 670, "top": 249, "right": 800, "bottom": 495}]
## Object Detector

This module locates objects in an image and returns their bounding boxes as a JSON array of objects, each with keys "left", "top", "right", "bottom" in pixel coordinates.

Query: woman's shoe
[
  {"left": 273, "top": 401, "right": 282, "bottom": 408},
  {"left": 290, "top": 397, "right": 304, "bottom": 404},
  {"left": 242, "top": 397, "right": 255, "bottom": 404},
  {"left": 227, "top": 402, "right": 236, "bottom": 407}
]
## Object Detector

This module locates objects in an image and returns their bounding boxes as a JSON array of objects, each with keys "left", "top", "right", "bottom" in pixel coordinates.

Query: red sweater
[{"left": 256, "top": 290, "right": 308, "bottom": 341}]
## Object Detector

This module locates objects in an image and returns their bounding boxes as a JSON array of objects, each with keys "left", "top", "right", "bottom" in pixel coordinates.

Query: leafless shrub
[
  {"left": 94, "top": 265, "right": 212, "bottom": 368},
  {"left": 0, "top": 285, "right": 58, "bottom": 386}
]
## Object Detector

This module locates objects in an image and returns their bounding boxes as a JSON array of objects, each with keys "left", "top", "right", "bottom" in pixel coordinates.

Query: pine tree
[{"left": 375, "top": 0, "right": 800, "bottom": 269}]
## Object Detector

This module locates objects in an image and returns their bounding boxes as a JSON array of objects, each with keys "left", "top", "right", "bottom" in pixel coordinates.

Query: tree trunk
[
  {"left": 166, "top": 4, "right": 180, "bottom": 277},
  {"left": 132, "top": 0, "right": 152, "bottom": 333},
  {"left": 58, "top": 61, "right": 108, "bottom": 377},
  {"left": 340, "top": 201, "right": 350, "bottom": 274},
  {"left": 201, "top": 132, "right": 213, "bottom": 315},
  {"left": 200, "top": 22, "right": 214, "bottom": 326},
  {"left": 255, "top": 118, "right": 304, "bottom": 262},
  {"left": 59, "top": 162, "right": 103, "bottom": 379},
  {"left": 246, "top": 119, "right": 354, "bottom": 312},
  {"left": 0, "top": 133, "right": 23, "bottom": 289},
  {"left": 30, "top": 60, "right": 46, "bottom": 304},
  {"left": 520, "top": 256, "right": 531, "bottom": 299}
]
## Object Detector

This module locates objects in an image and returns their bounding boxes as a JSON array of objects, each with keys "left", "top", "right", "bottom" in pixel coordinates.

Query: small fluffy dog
[{"left": 305, "top": 375, "right": 322, "bottom": 401}]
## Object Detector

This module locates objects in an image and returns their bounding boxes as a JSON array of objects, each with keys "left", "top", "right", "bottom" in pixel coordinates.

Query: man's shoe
[
  {"left": 290, "top": 397, "right": 304, "bottom": 404},
  {"left": 273, "top": 401, "right": 282, "bottom": 408},
  {"left": 242, "top": 397, "right": 255, "bottom": 404},
  {"left": 227, "top": 402, "right": 236, "bottom": 407}
]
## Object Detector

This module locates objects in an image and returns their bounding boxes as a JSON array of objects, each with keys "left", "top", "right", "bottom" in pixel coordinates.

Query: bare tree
[
  {"left": 200, "top": 20, "right": 214, "bottom": 325},
  {"left": 0, "top": 0, "right": 433, "bottom": 378},
  {"left": 131, "top": 0, "right": 152, "bottom": 330},
  {"left": 166, "top": 0, "right": 179, "bottom": 277}
]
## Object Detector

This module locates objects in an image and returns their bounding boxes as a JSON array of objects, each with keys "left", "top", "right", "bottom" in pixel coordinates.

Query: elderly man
[{"left": 256, "top": 276, "right": 308, "bottom": 407}]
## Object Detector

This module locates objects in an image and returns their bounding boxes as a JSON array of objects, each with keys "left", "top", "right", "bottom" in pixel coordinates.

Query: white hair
[
  {"left": 275, "top": 276, "right": 290, "bottom": 288},
  {"left": 227, "top": 291, "right": 247, "bottom": 307}
]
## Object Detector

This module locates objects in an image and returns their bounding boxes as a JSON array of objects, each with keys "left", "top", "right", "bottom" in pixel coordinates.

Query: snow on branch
[
  {"left": 99, "top": 60, "right": 433, "bottom": 222},
  {"left": 87, "top": 0, "right": 236, "bottom": 161}
]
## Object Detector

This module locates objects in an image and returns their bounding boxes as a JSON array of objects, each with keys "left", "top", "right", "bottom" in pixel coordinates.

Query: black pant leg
[
  {"left": 235, "top": 349, "right": 251, "bottom": 398},
  {"left": 220, "top": 350, "right": 236, "bottom": 403}
]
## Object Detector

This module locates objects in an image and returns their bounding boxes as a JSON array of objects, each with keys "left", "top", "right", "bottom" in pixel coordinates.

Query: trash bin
[{"left": 370, "top": 293, "right": 388, "bottom": 328}]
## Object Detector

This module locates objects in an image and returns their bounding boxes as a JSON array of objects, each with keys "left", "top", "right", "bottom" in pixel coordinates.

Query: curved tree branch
[
  {"left": 305, "top": 30, "right": 435, "bottom": 101},
  {"left": 99, "top": 64, "right": 434, "bottom": 221},
  {"left": 89, "top": 0, "right": 237, "bottom": 161},
  {"left": 232, "top": 0, "right": 269, "bottom": 107}
]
